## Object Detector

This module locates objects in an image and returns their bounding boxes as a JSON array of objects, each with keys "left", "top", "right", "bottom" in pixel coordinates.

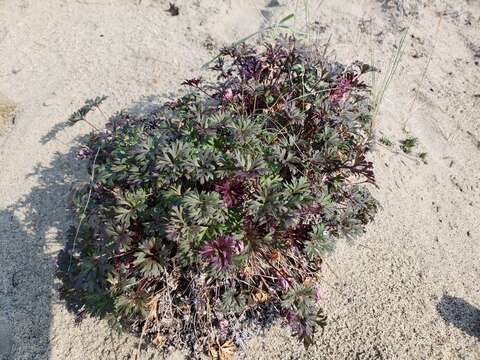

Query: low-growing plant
[
  {"left": 379, "top": 136, "right": 393, "bottom": 147},
  {"left": 59, "top": 36, "right": 379, "bottom": 355},
  {"left": 418, "top": 151, "right": 427, "bottom": 164},
  {"left": 400, "top": 136, "right": 418, "bottom": 154},
  {"left": 166, "top": 2, "right": 179, "bottom": 16}
]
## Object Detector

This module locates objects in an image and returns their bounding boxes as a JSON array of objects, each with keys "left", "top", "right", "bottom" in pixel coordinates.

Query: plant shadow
[
  {"left": 0, "top": 140, "right": 87, "bottom": 359},
  {"left": 437, "top": 294, "right": 480, "bottom": 340},
  {"left": 0, "top": 96, "right": 166, "bottom": 359}
]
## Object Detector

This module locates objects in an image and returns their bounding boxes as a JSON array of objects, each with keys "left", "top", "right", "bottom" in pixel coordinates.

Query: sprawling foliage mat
[{"left": 59, "top": 36, "right": 379, "bottom": 355}]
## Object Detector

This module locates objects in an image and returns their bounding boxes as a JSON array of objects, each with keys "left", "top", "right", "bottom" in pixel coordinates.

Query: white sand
[{"left": 0, "top": 0, "right": 479, "bottom": 359}]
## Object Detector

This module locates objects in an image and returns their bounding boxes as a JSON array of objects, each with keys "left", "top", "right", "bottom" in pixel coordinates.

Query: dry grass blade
[{"left": 371, "top": 27, "right": 409, "bottom": 131}]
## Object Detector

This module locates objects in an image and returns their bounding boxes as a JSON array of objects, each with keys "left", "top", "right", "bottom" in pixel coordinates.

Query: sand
[{"left": 0, "top": 0, "right": 479, "bottom": 359}]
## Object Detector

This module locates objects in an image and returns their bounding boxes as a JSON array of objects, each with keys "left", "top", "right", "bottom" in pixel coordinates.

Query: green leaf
[
  {"left": 304, "top": 224, "right": 335, "bottom": 259},
  {"left": 279, "top": 13, "right": 294, "bottom": 25}
]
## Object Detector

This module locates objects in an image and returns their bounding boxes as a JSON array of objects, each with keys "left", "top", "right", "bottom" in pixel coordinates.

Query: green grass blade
[{"left": 279, "top": 13, "right": 295, "bottom": 24}]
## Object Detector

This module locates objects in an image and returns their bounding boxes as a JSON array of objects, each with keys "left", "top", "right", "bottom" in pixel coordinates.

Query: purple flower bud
[
  {"left": 329, "top": 77, "right": 353, "bottom": 103},
  {"left": 278, "top": 277, "right": 290, "bottom": 291},
  {"left": 222, "top": 88, "right": 234, "bottom": 102},
  {"left": 76, "top": 146, "right": 93, "bottom": 160}
]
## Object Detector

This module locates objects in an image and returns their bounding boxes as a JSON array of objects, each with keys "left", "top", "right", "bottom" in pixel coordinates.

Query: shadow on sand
[
  {"left": 0, "top": 140, "right": 86, "bottom": 359},
  {"left": 0, "top": 95, "right": 167, "bottom": 359},
  {"left": 437, "top": 294, "right": 480, "bottom": 340}
]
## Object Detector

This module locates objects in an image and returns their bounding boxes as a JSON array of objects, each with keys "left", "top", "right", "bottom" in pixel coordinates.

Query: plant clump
[
  {"left": 59, "top": 36, "right": 379, "bottom": 355},
  {"left": 400, "top": 136, "right": 417, "bottom": 154}
]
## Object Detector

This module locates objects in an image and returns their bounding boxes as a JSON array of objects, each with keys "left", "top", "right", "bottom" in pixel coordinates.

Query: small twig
[
  {"left": 96, "top": 104, "right": 109, "bottom": 121},
  {"left": 134, "top": 320, "right": 148, "bottom": 360},
  {"left": 357, "top": 243, "right": 374, "bottom": 251},
  {"left": 82, "top": 117, "right": 101, "bottom": 132},
  {"left": 68, "top": 145, "right": 101, "bottom": 272}
]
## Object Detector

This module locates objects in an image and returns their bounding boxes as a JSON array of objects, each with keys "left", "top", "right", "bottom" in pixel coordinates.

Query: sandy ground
[{"left": 1, "top": 0, "right": 479, "bottom": 359}]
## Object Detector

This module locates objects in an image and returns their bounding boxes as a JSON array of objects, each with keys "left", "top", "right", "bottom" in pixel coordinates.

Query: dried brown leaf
[
  {"left": 252, "top": 290, "right": 269, "bottom": 304},
  {"left": 219, "top": 340, "right": 236, "bottom": 360},
  {"left": 151, "top": 333, "right": 166, "bottom": 348},
  {"left": 146, "top": 296, "right": 158, "bottom": 322},
  {"left": 208, "top": 340, "right": 236, "bottom": 360}
]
